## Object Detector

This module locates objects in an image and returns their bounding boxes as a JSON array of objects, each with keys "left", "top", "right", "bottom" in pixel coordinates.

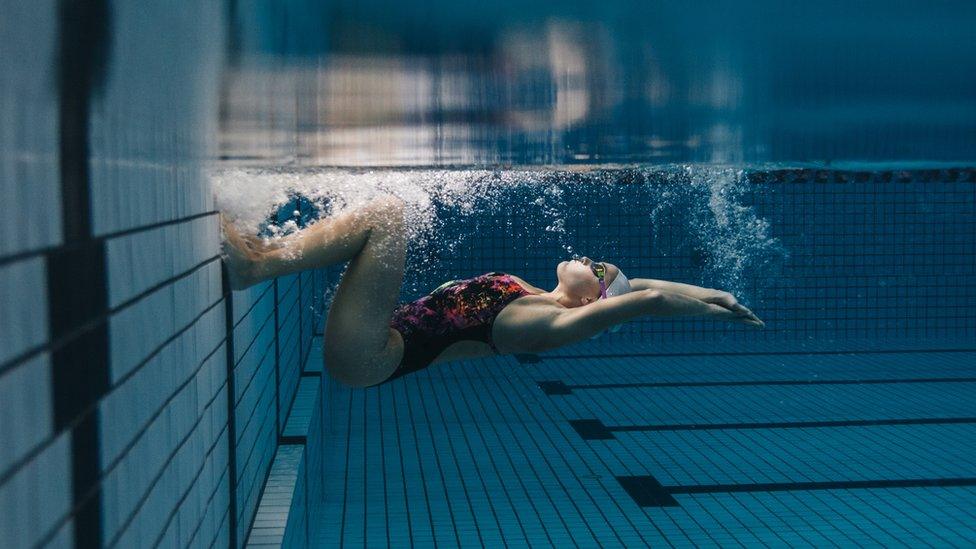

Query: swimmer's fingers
[
  {"left": 709, "top": 298, "right": 763, "bottom": 326},
  {"left": 731, "top": 304, "right": 764, "bottom": 327},
  {"left": 702, "top": 291, "right": 757, "bottom": 319},
  {"left": 730, "top": 303, "right": 763, "bottom": 325},
  {"left": 731, "top": 311, "right": 764, "bottom": 327},
  {"left": 706, "top": 304, "right": 764, "bottom": 327},
  {"left": 743, "top": 316, "right": 765, "bottom": 327}
]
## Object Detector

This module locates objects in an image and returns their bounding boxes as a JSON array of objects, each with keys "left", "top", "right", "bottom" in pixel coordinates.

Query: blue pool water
[
  {"left": 216, "top": 1, "right": 976, "bottom": 542},
  {"left": 267, "top": 165, "right": 976, "bottom": 547},
  {"left": 5, "top": 2, "right": 976, "bottom": 547},
  {"left": 309, "top": 345, "right": 976, "bottom": 546}
]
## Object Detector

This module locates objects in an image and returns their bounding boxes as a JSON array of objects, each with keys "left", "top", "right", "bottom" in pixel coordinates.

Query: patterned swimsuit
[{"left": 386, "top": 272, "right": 532, "bottom": 381}]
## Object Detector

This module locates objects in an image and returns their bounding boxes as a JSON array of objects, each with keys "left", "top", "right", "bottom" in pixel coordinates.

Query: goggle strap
[{"left": 593, "top": 262, "right": 607, "bottom": 299}]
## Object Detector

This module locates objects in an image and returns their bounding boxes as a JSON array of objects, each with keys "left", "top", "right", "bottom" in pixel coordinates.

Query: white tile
[
  {"left": 102, "top": 328, "right": 229, "bottom": 544},
  {"left": 88, "top": 0, "right": 221, "bottom": 237},
  {"left": 105, "top": 215, "right": 219, "bottom": 309},
  {"left": 232, "top": 287, "right": 276, "bottom": 366},
  {"left": 159, "top": 513, "right": 179, "bottom": 549},
  {"left": 108, "top": 262, "right": 222, "bottom": 384},
  {"left": 0, "top": 0, "right": 61, "bottom": 257},
  {"left": 0, "top": 353, "right": 52, "bottom": 476},
  {"left": 109, "top": 282, "right": 173, "bottom": 383},
  {"left": 0, "top": 431, "right": 71, "bottom": 548},
  {"left": 0, "top": 258, "right": 47, "bottom": 364},
  {"left": 232, "top": 327, "right": 272, "bottom": 406},
  {"left": 231, "top": 280, "right": 273, "bottom": 325},
  {"left": 46, "top": 518, "right": 73, "bottom": 549}
]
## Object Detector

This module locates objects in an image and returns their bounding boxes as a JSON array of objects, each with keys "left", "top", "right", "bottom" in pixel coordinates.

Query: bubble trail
[{"left": 211, "top": 166, "right": 785, "bottom": 298}]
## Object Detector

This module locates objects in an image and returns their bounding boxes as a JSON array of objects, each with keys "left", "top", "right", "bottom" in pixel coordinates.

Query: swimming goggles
[
  {"left": 572, "top": 255, "right": 608, "bottom": 299},
  {"left": 592, "top": 262, "right": 608, "bottom": 299}
]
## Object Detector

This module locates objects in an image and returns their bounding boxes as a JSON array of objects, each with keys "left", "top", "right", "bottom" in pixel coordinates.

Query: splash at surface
[{"left": 211, "top": 165, "right": 784, "bottom": 298}]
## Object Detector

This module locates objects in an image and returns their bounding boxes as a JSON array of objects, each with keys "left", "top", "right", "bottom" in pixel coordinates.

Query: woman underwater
[{"left": 223, "top": 195, "right": 763, "bottom": 387}]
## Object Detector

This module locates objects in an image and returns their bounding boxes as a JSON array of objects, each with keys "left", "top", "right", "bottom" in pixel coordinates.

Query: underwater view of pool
[
  {"left": 2, "top": 0, "right": 974, "bottom": 547},
  {"left": 218, "top": 163, "right": 976, "bottom": 546}
]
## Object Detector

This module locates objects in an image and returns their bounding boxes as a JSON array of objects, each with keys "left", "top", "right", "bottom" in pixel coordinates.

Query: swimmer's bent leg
[
  {"left": 322, "top": 197, "right": 407, "bottom": 387},
  {"left": 223, "top": 196, "right": 407, "bottom": 387},
  {"left": 224, "top": 196, "right": 398, "bottom": 288}
]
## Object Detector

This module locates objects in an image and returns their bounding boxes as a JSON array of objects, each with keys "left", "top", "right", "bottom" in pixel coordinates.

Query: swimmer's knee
[
  {"left": 323, "top": 346, "right": 399, "bottom": 388},
  {"left": 323, "top": 353, "right": 371, "bottom": 388},
  {"left": 360, "top": 195, "right": 404, "bottom": 232},
  {"left": 367, "top": 195, "right": 405, "bottom": 215}
]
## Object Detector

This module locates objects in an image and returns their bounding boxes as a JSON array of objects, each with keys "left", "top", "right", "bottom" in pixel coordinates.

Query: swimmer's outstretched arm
[
  {"left": 629, "top": 278, "right": 758, "bottom": 321},
  {"left": 629, "top": 277, "right": 720, "bottom": 299},
  {"left": 514, "top": 289, "right": 761, "bottom": 352}
]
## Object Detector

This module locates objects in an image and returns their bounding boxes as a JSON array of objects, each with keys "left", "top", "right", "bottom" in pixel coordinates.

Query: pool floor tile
[{"left": 309, "top": 346, "right": 976, "bottom": 547}]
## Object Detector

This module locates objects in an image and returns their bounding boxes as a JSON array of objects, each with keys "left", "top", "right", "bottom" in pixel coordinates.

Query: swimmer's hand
[{"left": 702, "top": 290, "right": 764, "bottom": 327}]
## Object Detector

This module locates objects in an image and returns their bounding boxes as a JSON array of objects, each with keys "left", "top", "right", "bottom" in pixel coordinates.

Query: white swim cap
[
  {"left": 605, "top": 270, "right": 632, "bottom": 298},
  {"left": 593, "top": 269, "right": 632, "bottom": 337}
]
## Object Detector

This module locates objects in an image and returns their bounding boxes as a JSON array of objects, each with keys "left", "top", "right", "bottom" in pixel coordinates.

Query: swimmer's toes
[{"left": 221, "top": 219, "right": 261, "bottom": 289}]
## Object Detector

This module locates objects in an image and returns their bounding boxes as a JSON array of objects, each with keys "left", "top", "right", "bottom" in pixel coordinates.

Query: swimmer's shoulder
[
  {"left": 501, "top": 277, "right": 563, "bottom": 314},
  {"left": 506, "top": 274, "right": 548, "bottom": 296},
  {"left": 493, "top": 284, "right": 563, "bottom": 353},
  {"left": 493, "top": 272, "right": 562, "bottom": 312}
]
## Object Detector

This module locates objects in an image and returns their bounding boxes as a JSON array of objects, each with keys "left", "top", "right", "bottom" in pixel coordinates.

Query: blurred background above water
[{"left": 223, "top": 0, "right": 976, "bottom": 166}]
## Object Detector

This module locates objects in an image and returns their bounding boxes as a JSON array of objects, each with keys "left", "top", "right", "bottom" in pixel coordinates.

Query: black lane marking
[
  {"left": 539, "top": 376, "right": 976, "bottom": 395},
  {"left": 569, "top": 420, "right": 615, "bottom": 440},
  {"left": 571, "top": 417, "right": 976, "bottom": 440},
  {"left": 537, "top": 380, "right": 572, "bottom": 395},
  {"left": 617, "top": 475, "right": 976, "bottom": 508},
  {"left": 616, "top": 476, "right": 679, "bottom": 507},
  {"left": 526, "top": 348, "right": 976, "bottom": 362}
]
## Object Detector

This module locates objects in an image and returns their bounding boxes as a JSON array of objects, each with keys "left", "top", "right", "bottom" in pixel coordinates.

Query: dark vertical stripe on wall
[
  {"left": 221, "top": 267, "right": 240, "bottom": 549},
  {"left": 274, "top": 279, "right": 281, "bottom": 437},
  {"left": 298, "top": 274, "right": 304, "bottom": 366},
  {"left": 70, "top": 412, "right": 104, "bottom": 545},
  {"left": 57, "top": 0, "right": 110, "bottom": 240},
  {"left": 54, "top": 2, "right": 112, "bottom": 547}
]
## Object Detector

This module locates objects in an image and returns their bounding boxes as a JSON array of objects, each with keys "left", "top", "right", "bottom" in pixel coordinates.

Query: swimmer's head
[{"left": 555, "top": 256, "right": 632, "bottom": 307}]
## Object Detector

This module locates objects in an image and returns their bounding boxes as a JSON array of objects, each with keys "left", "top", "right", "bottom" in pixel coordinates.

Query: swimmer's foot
[{"left": 221, "top": 215, "right": 267, "bottom": 290}]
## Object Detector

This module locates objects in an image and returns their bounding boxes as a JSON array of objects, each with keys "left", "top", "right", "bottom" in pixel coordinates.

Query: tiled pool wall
[
  {"left": 388, "top": 167, "right": 976, "bottom": 349},
  {"left": 0, "top": 4, "right": 324, "bottom": 548}
]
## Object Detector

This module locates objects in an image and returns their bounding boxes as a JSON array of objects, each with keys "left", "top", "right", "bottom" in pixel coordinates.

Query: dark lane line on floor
[
  {"left": 538, "top": 377, "right": 976, "bottom": 395},
  {"left": 516, "top": 348, "right": 976, "bottom": 364},
  {"left": 616, "top": 475, "right": 976, "bottom": 507},
  {"left": 570, "top": 417, "right": 976, "bottom": 440}
]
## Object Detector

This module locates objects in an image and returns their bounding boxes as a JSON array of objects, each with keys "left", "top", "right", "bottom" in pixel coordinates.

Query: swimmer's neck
[{"left": 539, "top": 283, "right": 584, "bottom": 309}]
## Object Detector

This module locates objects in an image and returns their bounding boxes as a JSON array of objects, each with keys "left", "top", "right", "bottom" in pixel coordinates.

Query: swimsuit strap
[{"left": 482, "top": 272, "right": 530, "bottom": 353}]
